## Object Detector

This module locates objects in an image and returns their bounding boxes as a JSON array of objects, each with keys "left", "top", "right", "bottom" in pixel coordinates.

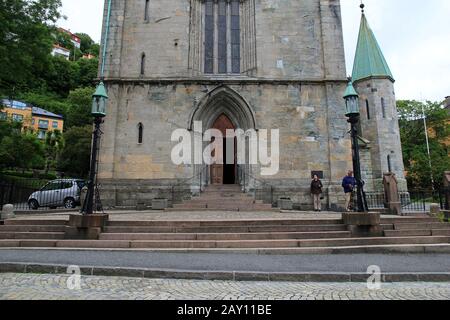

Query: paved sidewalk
[
  {"left": 0, "top": 273, "right": 449, "bottom": 300},
  {"left": 1, "top": 250, "right": 450, "bottom": 274}
]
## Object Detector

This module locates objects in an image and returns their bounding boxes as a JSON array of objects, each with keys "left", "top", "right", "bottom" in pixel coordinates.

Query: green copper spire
[{"left": 352, "top": 8, "right": 394, "bottom": 83}]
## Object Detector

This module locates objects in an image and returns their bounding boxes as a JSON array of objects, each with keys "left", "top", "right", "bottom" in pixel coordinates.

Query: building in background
[
  {"left": 58, "top": 28, "right": 81, "bottom": 49},
  {"left": 1, "top": 99, "right": 64, "bottom": 139},
  {"left": 51, "top": 44, "right": 71, "bottom": 60},
  {"left": 445, "top": 96, "right": 450, "bottom": 111}
]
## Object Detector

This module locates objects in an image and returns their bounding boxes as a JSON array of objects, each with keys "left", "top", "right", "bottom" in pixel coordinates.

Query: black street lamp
[
  {"left": 81, "top": 81, "right": 108, "bottom": 215},
  {"left": 343, "top": 78, "right": 368, "bottom": 213}
]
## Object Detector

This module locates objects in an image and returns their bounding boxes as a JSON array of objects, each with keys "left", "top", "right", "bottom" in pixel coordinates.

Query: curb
[{"left": 1, "top": 263, "right": 450, "bottom": 283}]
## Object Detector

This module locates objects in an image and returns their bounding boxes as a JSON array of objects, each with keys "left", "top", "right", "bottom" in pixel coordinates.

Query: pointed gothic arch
[{"left": 188, "top": 85, "right": 257, "bottom": 132}]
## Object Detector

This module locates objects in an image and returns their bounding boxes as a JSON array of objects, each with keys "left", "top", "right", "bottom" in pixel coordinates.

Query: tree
[
  {"left": 74, "top": 32, "right": 95, "bottom": 55},
  {"left": 58, "top": 125, "right": 92, "bottom": 178},
  {"left": 44, "top": 129, "right": 64, "bottom": 174},
  {"left": 65, "top": 87, "right": 94, "bottom": 128},
  {"left": 0, "top": 119, "right": 45, "bottom": 171},
  {"left": 75, "top": 58, "right": 99, "bottom": 88},
  {"left": 0, "top": 0, "right": 63, "bottom": 95},
  {"left": 398, "top": 100, "right": 450, "bottom": 190}
]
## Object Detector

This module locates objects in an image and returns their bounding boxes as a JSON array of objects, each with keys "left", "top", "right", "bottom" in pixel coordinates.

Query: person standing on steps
[
  {"left": 310, "top": 175, "right": 323, "bottom": 212},
  {"left": 342, "top": 171, "right": 357, "bottom": 212}
]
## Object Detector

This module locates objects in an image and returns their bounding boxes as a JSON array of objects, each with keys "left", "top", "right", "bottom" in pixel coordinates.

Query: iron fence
[
  {"left": 354, "top": 188, "right": 450, "bottom": 214},
  {"left": 0, "top": 175, "right": 86, "bottom": 212}
]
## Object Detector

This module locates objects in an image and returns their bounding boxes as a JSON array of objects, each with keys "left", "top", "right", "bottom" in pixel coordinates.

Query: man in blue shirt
[{"left": 342, "top": 171, "right": 356, "bottom": 212}]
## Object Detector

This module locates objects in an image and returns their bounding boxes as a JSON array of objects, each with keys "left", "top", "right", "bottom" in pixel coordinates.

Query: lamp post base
[
  {"left": 65, "top": 213, "right": 109, "bottom": 240},
  {"left": 342, "top": 212, "right": 383, "bottom": 237}
]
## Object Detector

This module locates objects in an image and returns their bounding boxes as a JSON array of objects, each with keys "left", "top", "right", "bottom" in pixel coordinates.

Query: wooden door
[{"left": 210, "top": 114, "right": 236, "bottom": 185}]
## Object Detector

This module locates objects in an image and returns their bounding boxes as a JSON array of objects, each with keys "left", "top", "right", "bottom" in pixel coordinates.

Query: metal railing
[
  {"left": 362, "top": 188, "right": 450, "bottom": 213},
  {"left": 237, "top": 165, "right": 274, "bottom": 205},
  {"left": 170, "top": 165, "right": 209, "bottom": 205}
]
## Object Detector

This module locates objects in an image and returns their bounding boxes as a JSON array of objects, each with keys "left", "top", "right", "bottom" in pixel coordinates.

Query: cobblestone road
[{"left": 0, "top": 273, "right": 449, "bottom": 300}]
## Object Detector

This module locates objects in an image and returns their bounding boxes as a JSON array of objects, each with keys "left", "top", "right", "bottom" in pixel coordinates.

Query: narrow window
[
  {"left": 140, "top": 53, "right": 146, "bottom": 76},
  {"left": 204, "top": 0, "right": 214, "bottom": 74},
  {"left": 217, "top": 1, "right": 227, "bottom": 74},
  {"left": 138, "top": 123, "right": 144, "bottom": 144},
  {"left": 381, "top": 98, "right": 386, "bottom": 118},
  {"left": 387, "top": 154, "right": 392, "bottom": 173},
  {"left": 144, "top": 0, "right": 150, "bottom": 21},
  {"left": 365, "top": 100, "right": 370, "bottom": 120},
  {"left": 230, "top": 0, "right": 241, "bottom": 73}
]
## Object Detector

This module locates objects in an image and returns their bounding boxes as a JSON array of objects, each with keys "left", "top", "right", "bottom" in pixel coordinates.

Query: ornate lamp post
[
  {"left": 81, "top": 82, "right": 108, "bottom": 214},
  {"left": 343, "top": 78, "right": 368, "bottom": 213}
]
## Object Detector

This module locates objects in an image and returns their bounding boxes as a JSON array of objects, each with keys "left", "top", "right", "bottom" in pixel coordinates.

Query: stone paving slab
[{"left": 0, "top": 273, "right": 449, "bottom": 300}]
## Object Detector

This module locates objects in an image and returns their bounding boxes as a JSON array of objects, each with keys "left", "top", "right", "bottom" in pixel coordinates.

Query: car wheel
[
  {"left": 64, "top": 198, "right": 76, "bottom": 209},
  {"left": 28, "top": 199, "right": 39, "bottom": 210}
]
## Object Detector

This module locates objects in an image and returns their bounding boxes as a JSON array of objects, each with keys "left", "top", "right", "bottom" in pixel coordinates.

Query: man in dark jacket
[{"left": 342, "top": 171, "right": 356, "bottom": 212}]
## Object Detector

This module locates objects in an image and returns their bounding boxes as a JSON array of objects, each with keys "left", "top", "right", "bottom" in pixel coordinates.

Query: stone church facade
[{"left": 97, "top": 0, "right": 406, "bottom": 210}]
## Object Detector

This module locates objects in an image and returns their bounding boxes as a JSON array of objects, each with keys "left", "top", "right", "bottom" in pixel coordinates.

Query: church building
[{"left": 97, "top": 0, "right": 406, "bottom": 210}]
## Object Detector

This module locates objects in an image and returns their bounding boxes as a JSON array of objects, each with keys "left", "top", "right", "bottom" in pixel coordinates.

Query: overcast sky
[{"left": 58, "top": 0, "right": 450, "bottom": 101}]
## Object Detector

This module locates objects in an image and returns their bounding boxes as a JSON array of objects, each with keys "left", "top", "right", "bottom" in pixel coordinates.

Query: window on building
[
  {"left": 138, "top": 123, "right": 144, "bottom": 144},
  {"left": 144, "top": 0, "right": 150, "bottom": 21},
  {"left": 365, "top": 100, "right": 370, "bottom": 120},
  {"left": 52, "top": 121, "right": 58, "bottom": 129},
  {"left": 38, "top": 119, "right": 49, "bottom": 129},
  {"left": 204, "top": 0, "right": 241, "bottom": 74},
  {"left": 12, "top": 114, "right": 24, "bottom": 122},
  {"left": 38, "top": 130, "right": 46, "bottom": 140},
  {"left": 140, "top": 53, "right": 146, "bottom": 76},
  {"left": 381, "top": 98, "right": 386, "bottom": 119}
]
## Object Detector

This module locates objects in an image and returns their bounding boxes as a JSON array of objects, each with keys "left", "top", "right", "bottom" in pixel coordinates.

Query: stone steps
[
  {"left": 173, "top": 184, "right": 272, "bottom": 211},
  {"left": 99, "top": 231, "right": 352, "bottom": 241},
  {"left": 3, "top": 220, "right": 67, "bottom": 226},
  {"left": 104, "top": 224, "right": 348, "bottom": 234},
  {"left": 0, "top": 232, "right": 65, "bottom": 240},
  {"left": 0, "top": 225, "right": 67, "bottom": 232},
  {"left": 107, "top": 219, "right": 344, "bottom": 227},
  {"left": 1, "top": 236, "right": 449, "bottom": 249},
  {"left": 385, "top": 229, "right": 450, "bottom": 237},
  {"left": 393, "top": 222, "right": 450, "bottom": 230}
]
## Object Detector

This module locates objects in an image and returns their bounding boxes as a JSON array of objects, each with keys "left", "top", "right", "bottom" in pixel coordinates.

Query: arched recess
[
  {"left": 188, "top": 85, "right": 257, "bottom": 132},
  {"left": 188, "top": 85, "right": 258, "bottom": 190}
]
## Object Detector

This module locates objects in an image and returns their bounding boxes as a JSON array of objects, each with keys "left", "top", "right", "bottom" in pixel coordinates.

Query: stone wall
[
  {"left": 354, "top": 78, "right": 407, "bottom": 191},
  {"left": 97, "top": 0, "right": 357, "bottom": 210}
]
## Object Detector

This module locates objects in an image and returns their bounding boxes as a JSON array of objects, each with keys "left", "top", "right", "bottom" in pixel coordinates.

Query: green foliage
[
  {"left": 66, "top": 87, "right": 95, "bottom": 128},
  {"left": 44, "top": 129, "right": 64, "bottom": 173},
  {"left": 0, "top": 0, "right": 62, "bottom": 95},
  {"left": 58, "top": 125, "right": 92, "bottom": 178},
  {"left": 0, "top": 119, "right": 45, "bottom": 171},
  {"left": 398, "top": 100, "right": 450, "bottom": 190}
]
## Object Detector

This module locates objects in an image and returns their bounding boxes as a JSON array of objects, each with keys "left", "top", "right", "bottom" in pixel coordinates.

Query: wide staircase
[
  {"left": 0, "top": 216, "right": 450, "bottom": 253},
  {"left": 172, "top": 184, "right": 274, "bottom": 212}
]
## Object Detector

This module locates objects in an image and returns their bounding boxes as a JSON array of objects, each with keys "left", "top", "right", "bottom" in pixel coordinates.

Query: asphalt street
[{"left": 0, "top": 249, "right": 449, "bottom": 273}]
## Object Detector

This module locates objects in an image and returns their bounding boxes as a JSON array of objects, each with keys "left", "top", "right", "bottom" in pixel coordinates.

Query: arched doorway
[{"left": 211, "top": 114, "right": 236, "bottom": 185}]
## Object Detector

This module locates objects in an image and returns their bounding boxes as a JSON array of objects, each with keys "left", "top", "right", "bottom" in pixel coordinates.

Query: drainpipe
[{"left": 100, "top": 0, "right": 113, "bottom": 78}]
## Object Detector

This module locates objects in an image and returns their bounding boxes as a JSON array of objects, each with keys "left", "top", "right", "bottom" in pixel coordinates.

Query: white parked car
[{"left": 28, "top": 179, "right": 86, "bottom": 210}]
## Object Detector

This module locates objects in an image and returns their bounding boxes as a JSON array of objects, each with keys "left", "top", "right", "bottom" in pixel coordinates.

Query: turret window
[
  {"left": 365, "top": 100, "right": 370, "bottom": 120},
  {"left": 381, "top": 98, "right": 386, "bottom": 119}
]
